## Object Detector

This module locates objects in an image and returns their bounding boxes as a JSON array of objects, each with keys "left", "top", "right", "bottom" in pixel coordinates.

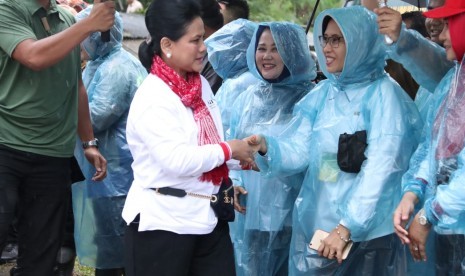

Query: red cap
[{"left": 423, "top": 0, "right": 465, "bottom": 19}]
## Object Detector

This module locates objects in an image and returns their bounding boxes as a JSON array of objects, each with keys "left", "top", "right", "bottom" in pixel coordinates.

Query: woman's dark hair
[
  {"left": 322, "top": 16, "right": 333, "bottom": 34},
  {"left": 138, "top": 0, "right": 202, "bottom": 71}
]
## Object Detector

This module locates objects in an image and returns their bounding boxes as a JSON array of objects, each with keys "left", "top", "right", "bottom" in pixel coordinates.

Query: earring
[{"left": 166, "top": 52, "right": 172, "bottom": 59}]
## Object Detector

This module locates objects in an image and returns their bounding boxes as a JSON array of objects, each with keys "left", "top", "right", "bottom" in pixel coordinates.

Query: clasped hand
[
  {"left": 393, "top": 192, "right": 431, "bottom": 262},
  {"left": 318, "top": 225, "right": 350, "bottom": 264},
  {"left": 227, "top": 134, "right": 267, "bottom": 171},
  {"left": 229, "top": 135, "right": 268, "bottom": 213},
  {"left": 243, "top": 134, "right": 267, "bottom": 155}
]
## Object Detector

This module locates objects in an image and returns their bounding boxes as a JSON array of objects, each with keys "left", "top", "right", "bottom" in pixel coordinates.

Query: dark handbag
[
  {"left": 210, "top": 177, "right": 235, "bottom": 222},
  {"left": 337, "top": 130, "right": 367, "bottom": 173}
]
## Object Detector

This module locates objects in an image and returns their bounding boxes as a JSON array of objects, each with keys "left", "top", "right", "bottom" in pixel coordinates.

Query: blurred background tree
[
  {"left": 114, "top": 0, "right": 344, "bottom": 26},
  {"left": 248, "top": 0, "right": 344, "bottom": 25}
]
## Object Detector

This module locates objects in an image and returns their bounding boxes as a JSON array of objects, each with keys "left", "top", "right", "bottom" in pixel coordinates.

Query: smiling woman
[
  {"left": 243, "top": 6, "right": 423, "bottom": 275},
  {"left": 320, "top": 18, "right": 346, "bottom": 73},
  {"left": 121, "top": 0, "right": 256, "bottom": 275},
  {"left": 255, "top": 28, "right": 285, "bottom": 80},
  {"left": 228, "top": 21, "right": 316, "bottom": 276}
]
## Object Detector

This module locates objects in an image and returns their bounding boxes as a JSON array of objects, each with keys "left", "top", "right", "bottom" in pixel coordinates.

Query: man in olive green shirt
[{"left": 0, "top": 0, "right": 114, "bottom": 275}]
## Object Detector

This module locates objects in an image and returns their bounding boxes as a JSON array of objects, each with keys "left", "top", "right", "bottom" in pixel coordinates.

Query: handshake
[{"left": 226, "top": 135, "right": 268, "bottom": 171}]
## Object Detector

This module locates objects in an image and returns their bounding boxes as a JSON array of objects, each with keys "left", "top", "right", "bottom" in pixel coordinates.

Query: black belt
[
  {"left": 151, "top": 187, "right": 187, "bottom": 197},
  {"left": 151, "top": 187, "right": 216, "bottom": 202}
]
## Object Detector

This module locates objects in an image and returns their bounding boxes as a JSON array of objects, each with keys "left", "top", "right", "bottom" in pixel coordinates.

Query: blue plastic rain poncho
[
  {"left": 386, "top": 24, "right": 456, "bottom": 276},
  {"left": 387, "top": 25, "right": 454, "bottom": 121},
  {"left": 257, "top": 7, "right": 422, "bottom": 275},
  {"left": 398, "top": 18, "right": 465, "bottom": 272},
  {"left": 72, "top": 7, "right": 147, "bottom": 269},
  {"left": 226, "top": 22, "right": 316, "bottom": 276},
  {"left": 205, "top": 19, "right": 259, "bottom": 136},
  {"left": 401, "top": 62, "right": 465, "bottom": 275}
]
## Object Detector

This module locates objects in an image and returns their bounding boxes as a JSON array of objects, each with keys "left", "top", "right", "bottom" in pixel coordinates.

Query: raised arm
[
  {"left": 375, "top": 7, "right": 454, "bottom": 92},
  {"left": 8, "top": 1, "right": 115, "bottom": 71}
]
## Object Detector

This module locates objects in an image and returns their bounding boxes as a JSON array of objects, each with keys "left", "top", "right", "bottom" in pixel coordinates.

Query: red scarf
[{"left": 151, "top": 55, "right": 228, "bottom": 185}]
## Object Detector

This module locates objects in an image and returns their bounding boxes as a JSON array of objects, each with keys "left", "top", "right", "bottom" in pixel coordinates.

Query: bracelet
[{"left": 335, "top": 224, "right": 351, "bottom": 243}]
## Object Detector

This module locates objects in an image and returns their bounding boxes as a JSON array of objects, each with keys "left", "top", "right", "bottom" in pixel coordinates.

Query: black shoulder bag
[
  {"left": 337, "top": 130, "right": 367, "bottom": 173},
  {"left": 210, "top": 177, "right": 235, "bottom": 222}
]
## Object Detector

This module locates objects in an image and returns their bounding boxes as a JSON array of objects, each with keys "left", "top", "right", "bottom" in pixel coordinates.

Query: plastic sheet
[
  {"left": 399, "top": 44, "right": 465, "bottom": 275},
  {"left": 226, "top": 22, "right": 315, "bottom": 276},
  {"left": 206, "top": 19, "right": 257, "bottom": 80},
  {"left": 205, "top": 19, "right": 259, "bottom": 137},
  {"left": 387, "top": 25, "right": 454, "bottom": 94},
  {"left": 72, "top": 7, "right": 147, "bottom": 268},
  {"left": 403, "top": 60, "right": 465, "bottom": 234},
  {"left": 415, "top": 86, "right": 434, "bottom": 121},
  {"left": 256, "top": 6, "right": 422, "bottom": 275}
]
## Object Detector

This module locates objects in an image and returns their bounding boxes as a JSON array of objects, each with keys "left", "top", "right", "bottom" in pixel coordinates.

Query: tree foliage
[
  {"left": 248, "top": 0, "right": 344, "bottom": 26},
  {"left": 118, "top": 0, "right": 344, "bottom": 29}
]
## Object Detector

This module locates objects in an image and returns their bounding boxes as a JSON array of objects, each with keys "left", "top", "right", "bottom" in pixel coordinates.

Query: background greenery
[
  {"left": 113, "top": 0, "right": 345, "bottom": 26},
  {"left": 247, "top": 0, "right": 344, "bottom": 25}
]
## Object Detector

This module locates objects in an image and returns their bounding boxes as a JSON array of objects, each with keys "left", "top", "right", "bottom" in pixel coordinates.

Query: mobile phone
[{"left": 308, "top": 229, "right": 353, "bottom": 260}]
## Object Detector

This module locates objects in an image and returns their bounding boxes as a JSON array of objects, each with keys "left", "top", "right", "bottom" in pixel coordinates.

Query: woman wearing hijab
[
  {"left": 226, "top": 22, "right": 315, "bottom": 276},
  {"left": 393, "top": 0, "right": 465, "bottom": 274},
  {"left": 247, "top": 6, "right": 422, "bottom": 275}
]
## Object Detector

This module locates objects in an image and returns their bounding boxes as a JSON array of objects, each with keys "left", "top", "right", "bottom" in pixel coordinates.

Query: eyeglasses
[{"left": 318, "top": 35, "right": 344, "bottom": 48}]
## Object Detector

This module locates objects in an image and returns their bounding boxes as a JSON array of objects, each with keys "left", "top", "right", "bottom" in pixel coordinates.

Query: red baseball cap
[{"left": 423, "top": 0, "right": 465, "bottom": 18}]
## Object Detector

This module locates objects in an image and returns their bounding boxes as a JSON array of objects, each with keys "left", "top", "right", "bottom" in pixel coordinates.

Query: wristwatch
[
  {"left": 417, "top": 208, "right": 430, "bottom": 226},
  {"left": 82, "top": 138, "right": 99, "bottom": 149}
]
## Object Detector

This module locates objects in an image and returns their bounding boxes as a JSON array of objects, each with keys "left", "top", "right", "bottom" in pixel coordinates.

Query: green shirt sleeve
[{"left": 0, "top": 4, "right": 37, "bottom": 56}]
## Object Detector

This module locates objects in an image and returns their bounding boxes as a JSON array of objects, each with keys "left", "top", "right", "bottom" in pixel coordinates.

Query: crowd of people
[{"left": 1, "top": 0, "right": 465, "bottom": 275}]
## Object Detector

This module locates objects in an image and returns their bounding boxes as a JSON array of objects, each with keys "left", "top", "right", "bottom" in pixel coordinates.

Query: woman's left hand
[
  {"left": 318, "top": 225, "right": 350, "bottom": 264},
  {"left": 407, "top": 213, "right": 431, "bottom": 262}
]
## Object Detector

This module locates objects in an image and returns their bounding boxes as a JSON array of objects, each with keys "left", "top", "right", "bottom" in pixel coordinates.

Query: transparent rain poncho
[
  {"left": 401, "top": 55, "right": 465, "bottom": 273},
  {"left": 225, "top": 22, "right": 315, "bottom": 276},
  {"left": 386, "top": 23, "right": 456, "bottom": 275},
  {"left": 205, "top": 19, "right": 259, "bottom": 136},
  {"left": 72, "top": 7, "right": 147, "bottom": 269},
  {"left": 256, "top": 7, "right": 422, "bottom": 275},
  {"left": 387, "top": 25, "right": 455, "bottom": 122}
]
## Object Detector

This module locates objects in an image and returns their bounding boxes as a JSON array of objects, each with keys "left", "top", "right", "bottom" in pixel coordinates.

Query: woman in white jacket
[{"left": 122, "top": 0, "right": 255, "bottom": 275}]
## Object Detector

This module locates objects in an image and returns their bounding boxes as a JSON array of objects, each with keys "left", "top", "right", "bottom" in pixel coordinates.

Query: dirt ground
[{"left": 0, "top": 260, "right": 94, "bottom": 276}]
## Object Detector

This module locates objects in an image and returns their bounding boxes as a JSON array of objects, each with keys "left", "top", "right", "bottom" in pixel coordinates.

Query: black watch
[{"left": 82, "top": 138, "right": 99, "bottom": 149}]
